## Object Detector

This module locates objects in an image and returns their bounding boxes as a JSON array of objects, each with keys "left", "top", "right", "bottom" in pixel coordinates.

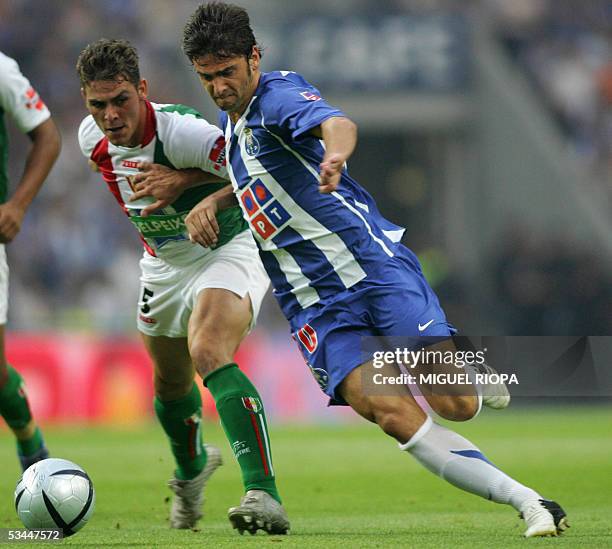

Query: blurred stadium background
[{"left": 0, "top": 0, "right": 610, "bottom": 427}]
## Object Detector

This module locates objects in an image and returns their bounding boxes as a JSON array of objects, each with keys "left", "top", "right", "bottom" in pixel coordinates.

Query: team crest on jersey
[
  {"left": 243, "top": 127, "right": 260, "bottom": 156},
  {"left": 239, "top": 179, "right": 292, "bottom": 240}
]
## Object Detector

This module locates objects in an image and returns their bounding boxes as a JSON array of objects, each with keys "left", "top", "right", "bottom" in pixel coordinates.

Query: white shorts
[
  {"left": 137, "top": 231, "right": 269, "bottom": 338},
  {"left": 0, "top": 245, "right": 7, "bottom": 325}
]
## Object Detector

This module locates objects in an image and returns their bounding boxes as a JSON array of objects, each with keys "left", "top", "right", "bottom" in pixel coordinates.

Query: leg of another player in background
[
  {"left": 338, "top": 360, "right": 550, "bottom": 520},
  {"left": 413, "top": 338, "right": 509, "bottom": 416},
  {"left": 411, "top": 338, "right": 483, "bottom": 421},
  {"left": 188, "top": 288, "right": 282, "bottom": 503},
  {"left": 0, "top": 326, "right": 48, "bottom": 470}
]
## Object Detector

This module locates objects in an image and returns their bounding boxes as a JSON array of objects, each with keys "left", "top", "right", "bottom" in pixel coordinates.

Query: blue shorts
[{"left": 290, "top": 245, "right": 455, "bottom": 404}]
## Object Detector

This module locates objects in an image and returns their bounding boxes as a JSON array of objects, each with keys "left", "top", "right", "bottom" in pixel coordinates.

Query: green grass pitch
[{"left": 1, "top": 406, "right": 611, "bottom": 548}]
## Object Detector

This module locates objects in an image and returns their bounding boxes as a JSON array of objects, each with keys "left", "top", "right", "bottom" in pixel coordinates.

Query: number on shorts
[{"left": 140, "top": 287, "right": 154, "bottom": 314}]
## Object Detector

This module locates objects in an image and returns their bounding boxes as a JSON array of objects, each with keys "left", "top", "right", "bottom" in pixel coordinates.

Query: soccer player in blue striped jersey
[{"left": 179, "top": 2, "right": 569, "bottom": 539}]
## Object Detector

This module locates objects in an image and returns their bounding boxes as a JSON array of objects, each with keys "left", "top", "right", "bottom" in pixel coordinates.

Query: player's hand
[
  {"left": 128, "top": 162, "right": 185, "bottom": 217},
  {"left": 185, "top": 196, "right": 220, "bottom": 248},
  {"left": 0, "top": 201, "right": 26, "bottom": 243},
  {"left": 319, "top": 153, "right": 344, "bottom": 193}
]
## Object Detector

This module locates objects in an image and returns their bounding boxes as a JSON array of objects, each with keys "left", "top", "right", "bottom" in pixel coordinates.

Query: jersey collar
[{"left": 140, "top": 100, "right": 157, "bottom": 147}]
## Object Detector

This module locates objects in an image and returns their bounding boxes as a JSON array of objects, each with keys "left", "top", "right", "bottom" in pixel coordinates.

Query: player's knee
[
  {"left": 154, "top": 372, "right": 192, "bottom": 401},
  {"left": 372, "top": 405, "right": 420, "bottom": 441},
  {"left": 189, "top": 338, "right": 230, "bottom": 379},
  {"left": 375, "top": 411, "right": 405, "bottom": 439},
  {"left": 435, "top": 395, "right": 479, "bottom": 422}
]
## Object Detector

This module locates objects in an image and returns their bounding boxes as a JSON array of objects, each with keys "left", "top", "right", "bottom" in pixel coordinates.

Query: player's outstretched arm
[
  {"left": 129, "top": 161, "right": 226, "bottom": 217},
  {"left": 312, "top": 116, "right": 357, "bottom": 194},
  {"left": 0, "top": 117, "right": 61, "bottom": 243},
  {"left": 185, "top": 184, "right": 237, "bottom": 248}
]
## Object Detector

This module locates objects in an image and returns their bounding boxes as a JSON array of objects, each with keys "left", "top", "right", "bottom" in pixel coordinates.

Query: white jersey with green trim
[{"left": 78, "top": 100, "right": 246, "bottom": 265}]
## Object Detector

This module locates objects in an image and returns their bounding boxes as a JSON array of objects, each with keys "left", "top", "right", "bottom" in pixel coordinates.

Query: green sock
[
  {"left": 0, "top": 365, "right": 44, "bottom": 457},
  {"left": 204, "top": 363, "right": 281, "bottom": 503},
  {"left": 17, "top": 427, "right": 44, "bottom": 457},
  {"left": 154, "top": 382, "right": 207, "bottom": 480},
  {"left": 0, "top": 365, "right": 33, "bottom": 430}
]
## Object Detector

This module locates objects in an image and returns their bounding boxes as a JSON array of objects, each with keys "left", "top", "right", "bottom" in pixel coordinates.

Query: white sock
[{"left": 400, "top": 417, "right": 540, "bottom": 511}]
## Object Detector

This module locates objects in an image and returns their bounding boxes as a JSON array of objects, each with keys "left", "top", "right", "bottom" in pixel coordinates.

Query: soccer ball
[{"left": 14, "top": 458, "right": 95, "bottom": 536}]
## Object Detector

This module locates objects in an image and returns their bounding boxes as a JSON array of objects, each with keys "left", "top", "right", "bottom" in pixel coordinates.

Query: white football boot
[
  {"left": 168, "top": 444, "right": 222, "bottom": 529},
  {"left": 520, "top": 499, "right": 569, "bottom": 537},
  {"left": 228, "top": 489, "right": 290, "bottom": 535},
  {"left": 472, "top": 362, "right": 511, "bottom": 409}
]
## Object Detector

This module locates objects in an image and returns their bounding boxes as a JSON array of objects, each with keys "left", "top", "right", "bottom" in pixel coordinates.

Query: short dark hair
[
  {"left": 182, "top": 2, "right": 261, "bottom": 61},
  {"left": 76, "top": 38, "right": 140, "bottom": 88}
]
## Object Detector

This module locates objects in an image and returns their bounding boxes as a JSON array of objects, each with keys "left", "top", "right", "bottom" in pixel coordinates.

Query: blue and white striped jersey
[{"left": 223, "top": 71, "right": 406, "bottom": 320}]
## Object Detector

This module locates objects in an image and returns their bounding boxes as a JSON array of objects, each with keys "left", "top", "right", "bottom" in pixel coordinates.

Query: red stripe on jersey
[
  {"left": 91, "top": 137, "right": 124, "bottom": 208},
  {"left": 141, "top": 101, "right": 157, "bottom": 147},
  {"left": 90, "top": 136, "right": 157, "bottom": 257}
]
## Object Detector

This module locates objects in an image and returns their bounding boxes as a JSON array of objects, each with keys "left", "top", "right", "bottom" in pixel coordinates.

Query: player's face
[
  {"left": 192, "top": 47, "right": 260, "bottom": 116},
  {"left": 82, "top": 77, "right": 148, "bottom": 147}
]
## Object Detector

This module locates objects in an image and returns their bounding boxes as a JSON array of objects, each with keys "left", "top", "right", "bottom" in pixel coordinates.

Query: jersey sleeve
[
  {"left": 156, "top": 109, "right": 228, "bottom": 178},
  {"left": 0, "top": 53, "right": 51, "bottom": 133},
  {"left": 261, "top": 75, "right": 345, "bottom": 140},
  {"left": 77, "top": 115, "right": 103, "bottom": 158}
]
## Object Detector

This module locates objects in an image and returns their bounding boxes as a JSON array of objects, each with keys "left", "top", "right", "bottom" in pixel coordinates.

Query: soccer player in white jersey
[
  {"left": 76, "top": 39, "right": 289, "bottom": 534},
  {"left": 0, "top": 51, "right": 60, "bottom": 471},
  {"left": 175, "top": 3, "right": 569, "bottom": 538}
]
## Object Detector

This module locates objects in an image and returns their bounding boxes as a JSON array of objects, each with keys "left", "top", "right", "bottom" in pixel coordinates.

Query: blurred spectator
[
  {"left": 487, "top": 0, "right": 611, "bottom": 175},
  {"left": 491, "top": 226, "right": 612, "bottom": 335}
]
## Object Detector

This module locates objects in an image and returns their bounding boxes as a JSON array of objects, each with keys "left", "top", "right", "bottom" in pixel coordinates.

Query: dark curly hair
[
  {"left": 182, "top": 2, "right": 261, "bottom": 61},
  {"left": 76, "top": 38, "right": 140, "bottom": 88}
]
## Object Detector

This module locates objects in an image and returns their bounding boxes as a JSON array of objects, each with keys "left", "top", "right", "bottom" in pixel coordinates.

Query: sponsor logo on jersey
[
  {"left": 238, "top": 179, "right": 292, "bottom": 240},
  {"left": 23, "top": 87, "right": 45, "bottom": 111},
  {"left": 240, "top": 188, "right": 259, "bottom": 217},
  {"left": 300, "top": 90, "right": 321, "bottom": 102},
  {"left": 209, "top": 136, "right": 227, "bottom": 171},
  {"left": 263, "top": 201, "right": 291, "bottom": 227},
  {"left": 252, "top": 180, "right": 273, "bottom": 205},
  {"left": 251, "top": 212, "right": 277, "bottom": 239},
  {"left": 122, "top": 160, "right": 139, "bottom": 168},
  {"left": 130, "top": 211, "right": 188, "bottom": 238},
  {"left": 243, "top": 127, "right": 260, "bottom": 156},
  {"left": 241, "top": 397, "right": 262, "bottom": 413}
]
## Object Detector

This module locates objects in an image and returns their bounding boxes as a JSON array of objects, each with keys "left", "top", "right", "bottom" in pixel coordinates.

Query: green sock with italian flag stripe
[
  {"left": 204, "top": 363, "right": 281, "bottom": 503},
  {"left": 154, "top": 382, "right": 207, "bottom": 480}
]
